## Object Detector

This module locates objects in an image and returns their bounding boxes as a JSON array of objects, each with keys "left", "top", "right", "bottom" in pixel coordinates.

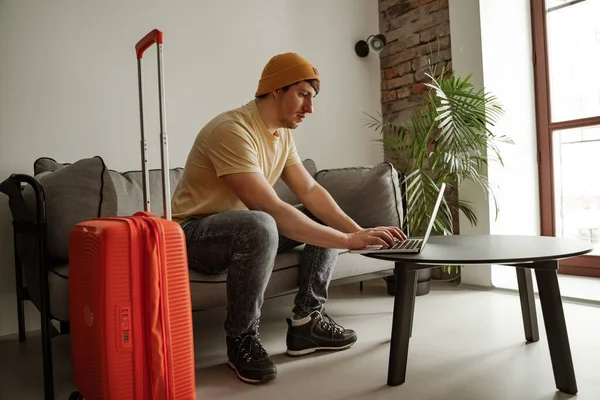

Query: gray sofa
[{"left": 1, "top": 155, "right": 407, "bottom": 400}]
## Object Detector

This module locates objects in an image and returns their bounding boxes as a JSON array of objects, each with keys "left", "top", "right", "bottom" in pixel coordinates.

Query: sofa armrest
[
  {"left": 315, "top": 162, "right": 406, "bottom": 230},
  {"left": 0, "top": 173, "right": 49, "bottom": 311}
]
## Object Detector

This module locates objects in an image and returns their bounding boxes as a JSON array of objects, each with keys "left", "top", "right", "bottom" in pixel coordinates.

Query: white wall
[
  {"left": 479, "top": 0, "right": 541, "bottom": 289},
  {"left": 0, "top": 0, "right": 383, "bottom": 337},
  {"left": 478, "top": 1, "right": 540, "bottom": 237},
  {"left": 448, "top": 0, "right": 539, "bottom": 287},
  {"left": 448, "top": 0, "right": 492, "bottom": 286}
]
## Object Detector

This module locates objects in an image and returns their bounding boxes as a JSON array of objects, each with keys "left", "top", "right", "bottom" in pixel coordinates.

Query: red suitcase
[{"left": 68, "top": 29, "right": 196, "bottom": 400}]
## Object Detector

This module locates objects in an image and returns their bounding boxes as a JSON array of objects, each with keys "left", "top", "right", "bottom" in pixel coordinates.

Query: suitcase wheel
[{"left": 69, "top": 391, "right": 84, "bottom": 400}]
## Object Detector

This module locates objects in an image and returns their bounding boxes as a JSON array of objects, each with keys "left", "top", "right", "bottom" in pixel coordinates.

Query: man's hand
[{"left": 346, "top": 226, "right": 407, "bottom": 250}]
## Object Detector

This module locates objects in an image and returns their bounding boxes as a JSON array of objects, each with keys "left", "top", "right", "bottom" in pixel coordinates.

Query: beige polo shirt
[{"left": 171, "top": 99, "right": 302, "bottom": 222}]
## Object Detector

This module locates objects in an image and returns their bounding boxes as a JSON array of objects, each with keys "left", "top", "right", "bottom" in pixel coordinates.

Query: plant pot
[{"left": 384, "top": 269, "right": 431, "bottom": 296}]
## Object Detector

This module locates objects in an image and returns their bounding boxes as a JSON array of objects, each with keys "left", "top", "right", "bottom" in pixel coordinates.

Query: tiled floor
[{"left": 1, "top": 279, "right": 600, "bottom": 400}]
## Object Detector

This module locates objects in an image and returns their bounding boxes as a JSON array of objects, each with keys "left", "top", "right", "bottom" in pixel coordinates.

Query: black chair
[{"left": 0, "top": 174, "right": 70, "bottom": 400}]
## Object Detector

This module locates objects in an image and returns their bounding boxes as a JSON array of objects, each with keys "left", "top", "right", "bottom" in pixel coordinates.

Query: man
[{"left": 171, "top": 52, "right": 405, "bottom": 384}]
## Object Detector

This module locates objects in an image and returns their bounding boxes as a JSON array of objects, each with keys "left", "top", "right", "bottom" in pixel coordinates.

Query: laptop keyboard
[{"left": 388, "top": 238, "right": 421, "bottom": 250}]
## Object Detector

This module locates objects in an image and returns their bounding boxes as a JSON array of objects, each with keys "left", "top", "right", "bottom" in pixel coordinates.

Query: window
[{"left": 532, "top": 0, "right": 600, "bottom": 277}]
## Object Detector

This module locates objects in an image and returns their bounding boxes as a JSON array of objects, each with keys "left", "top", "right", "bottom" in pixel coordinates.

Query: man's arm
[
  {"left": 220, "top": 172, "right": 397, "bottom": 249},
  {"left": 281, "top": 163, "right": 407, "bottom": 240},
  {"left": 280, "top": 163, "right": 361, "bottom": 233}
]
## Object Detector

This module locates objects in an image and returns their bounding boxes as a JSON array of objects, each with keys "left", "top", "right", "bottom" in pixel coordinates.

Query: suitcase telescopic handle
[
  {"left": 136, "top": 29, "right": 172, "bottom": 221},
  {"left": 136, "top": 29, "right": 163, "bottom": 59}
]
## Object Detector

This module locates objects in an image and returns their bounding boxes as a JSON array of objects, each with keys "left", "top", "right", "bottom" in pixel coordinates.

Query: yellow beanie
[{"left": 255, "top": 52, "right": 320, "bottom": 97}]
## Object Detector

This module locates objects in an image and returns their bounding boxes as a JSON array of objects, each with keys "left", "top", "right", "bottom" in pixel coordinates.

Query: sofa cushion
[
  {"left": 273, "top": 159, "right": 317, "bottom": 205},
  {"left": 108, "top": 168, "right": 184, "bottom": 216},
  {"left": 315, "top": 162, "right": 404, "bottom": 229},
  {"left": 24, "top": 156, "right": 118, "bottom": 262},
  {"left": 34, "top": 157, "right": 71, "bottom": 174}
]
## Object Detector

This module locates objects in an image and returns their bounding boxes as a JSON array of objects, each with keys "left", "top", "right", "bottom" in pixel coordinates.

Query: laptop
[{"left": 349, "top": 182, "right": 446, "bottom": 254}]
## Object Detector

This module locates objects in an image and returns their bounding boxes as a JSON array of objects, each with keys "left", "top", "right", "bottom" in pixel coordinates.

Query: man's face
[{"left": 275, "top": 81, "right": 316, "bottom": 129}]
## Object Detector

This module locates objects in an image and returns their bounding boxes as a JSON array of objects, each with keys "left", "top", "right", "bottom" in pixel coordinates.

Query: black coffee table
[{"left": 363, "top": 234, "right": 594, "bottom": 395}]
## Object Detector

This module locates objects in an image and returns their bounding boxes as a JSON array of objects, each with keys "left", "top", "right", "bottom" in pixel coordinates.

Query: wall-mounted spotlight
[{"left": 355, "top": 34, "right": 387, "bottom": 57}]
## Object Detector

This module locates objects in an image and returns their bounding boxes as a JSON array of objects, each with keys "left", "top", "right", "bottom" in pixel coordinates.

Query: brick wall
[
  {"left": 378, "top": 0, "right": 452, "bottom": 123},
  {"left": 377, "top": 0, "right": 460, "bottom": 246}
]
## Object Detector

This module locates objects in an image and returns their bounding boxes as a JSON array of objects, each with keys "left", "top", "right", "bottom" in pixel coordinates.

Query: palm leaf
[{"left": 364, "top": 63, "right": 510, "bottom": 241}]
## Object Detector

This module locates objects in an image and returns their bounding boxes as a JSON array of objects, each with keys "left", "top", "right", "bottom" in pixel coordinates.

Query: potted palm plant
[{"left": 365, "top": 61, "right": 512, "bottom": 295}]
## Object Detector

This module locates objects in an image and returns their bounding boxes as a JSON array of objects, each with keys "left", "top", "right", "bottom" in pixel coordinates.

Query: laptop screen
[{"left": 421, "top": 182, "right": 446, "bottom": 247}]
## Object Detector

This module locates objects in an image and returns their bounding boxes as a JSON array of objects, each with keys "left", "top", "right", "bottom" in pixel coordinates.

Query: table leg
[
  {"left": 515, "top": 267, "right": 539, "bottom": 342},
  {"left": 534, "top": 265, "right": 577, "bottom": 395},
  {"left": 387, "top": 264, "right": 417, "bottom": 386}
]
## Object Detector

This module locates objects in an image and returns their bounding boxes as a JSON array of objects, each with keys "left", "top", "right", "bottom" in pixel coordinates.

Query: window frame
[{"left": 531, "top": 0, "right": 600, "bottom": 277}]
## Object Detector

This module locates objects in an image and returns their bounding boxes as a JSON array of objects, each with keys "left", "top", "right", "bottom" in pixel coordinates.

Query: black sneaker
[
  {"left": 226, "top": 333, "right": 277, "bottom": 384},
  {"left": 286, "top": 310, "right": 358, "bottom": 356}
]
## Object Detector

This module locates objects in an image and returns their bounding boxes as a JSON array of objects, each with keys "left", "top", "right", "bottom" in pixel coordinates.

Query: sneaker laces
[
  {"left": 319, "top": 312, "right": 346, "bottom": 338},
  {"left": 235, "top": 333, "right": 268, "bottom": 363}
]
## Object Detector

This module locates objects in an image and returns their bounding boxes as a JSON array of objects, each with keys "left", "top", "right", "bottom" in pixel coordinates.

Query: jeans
[{"left": 181, "top": 206, "right": 339, "bottom": 338}]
